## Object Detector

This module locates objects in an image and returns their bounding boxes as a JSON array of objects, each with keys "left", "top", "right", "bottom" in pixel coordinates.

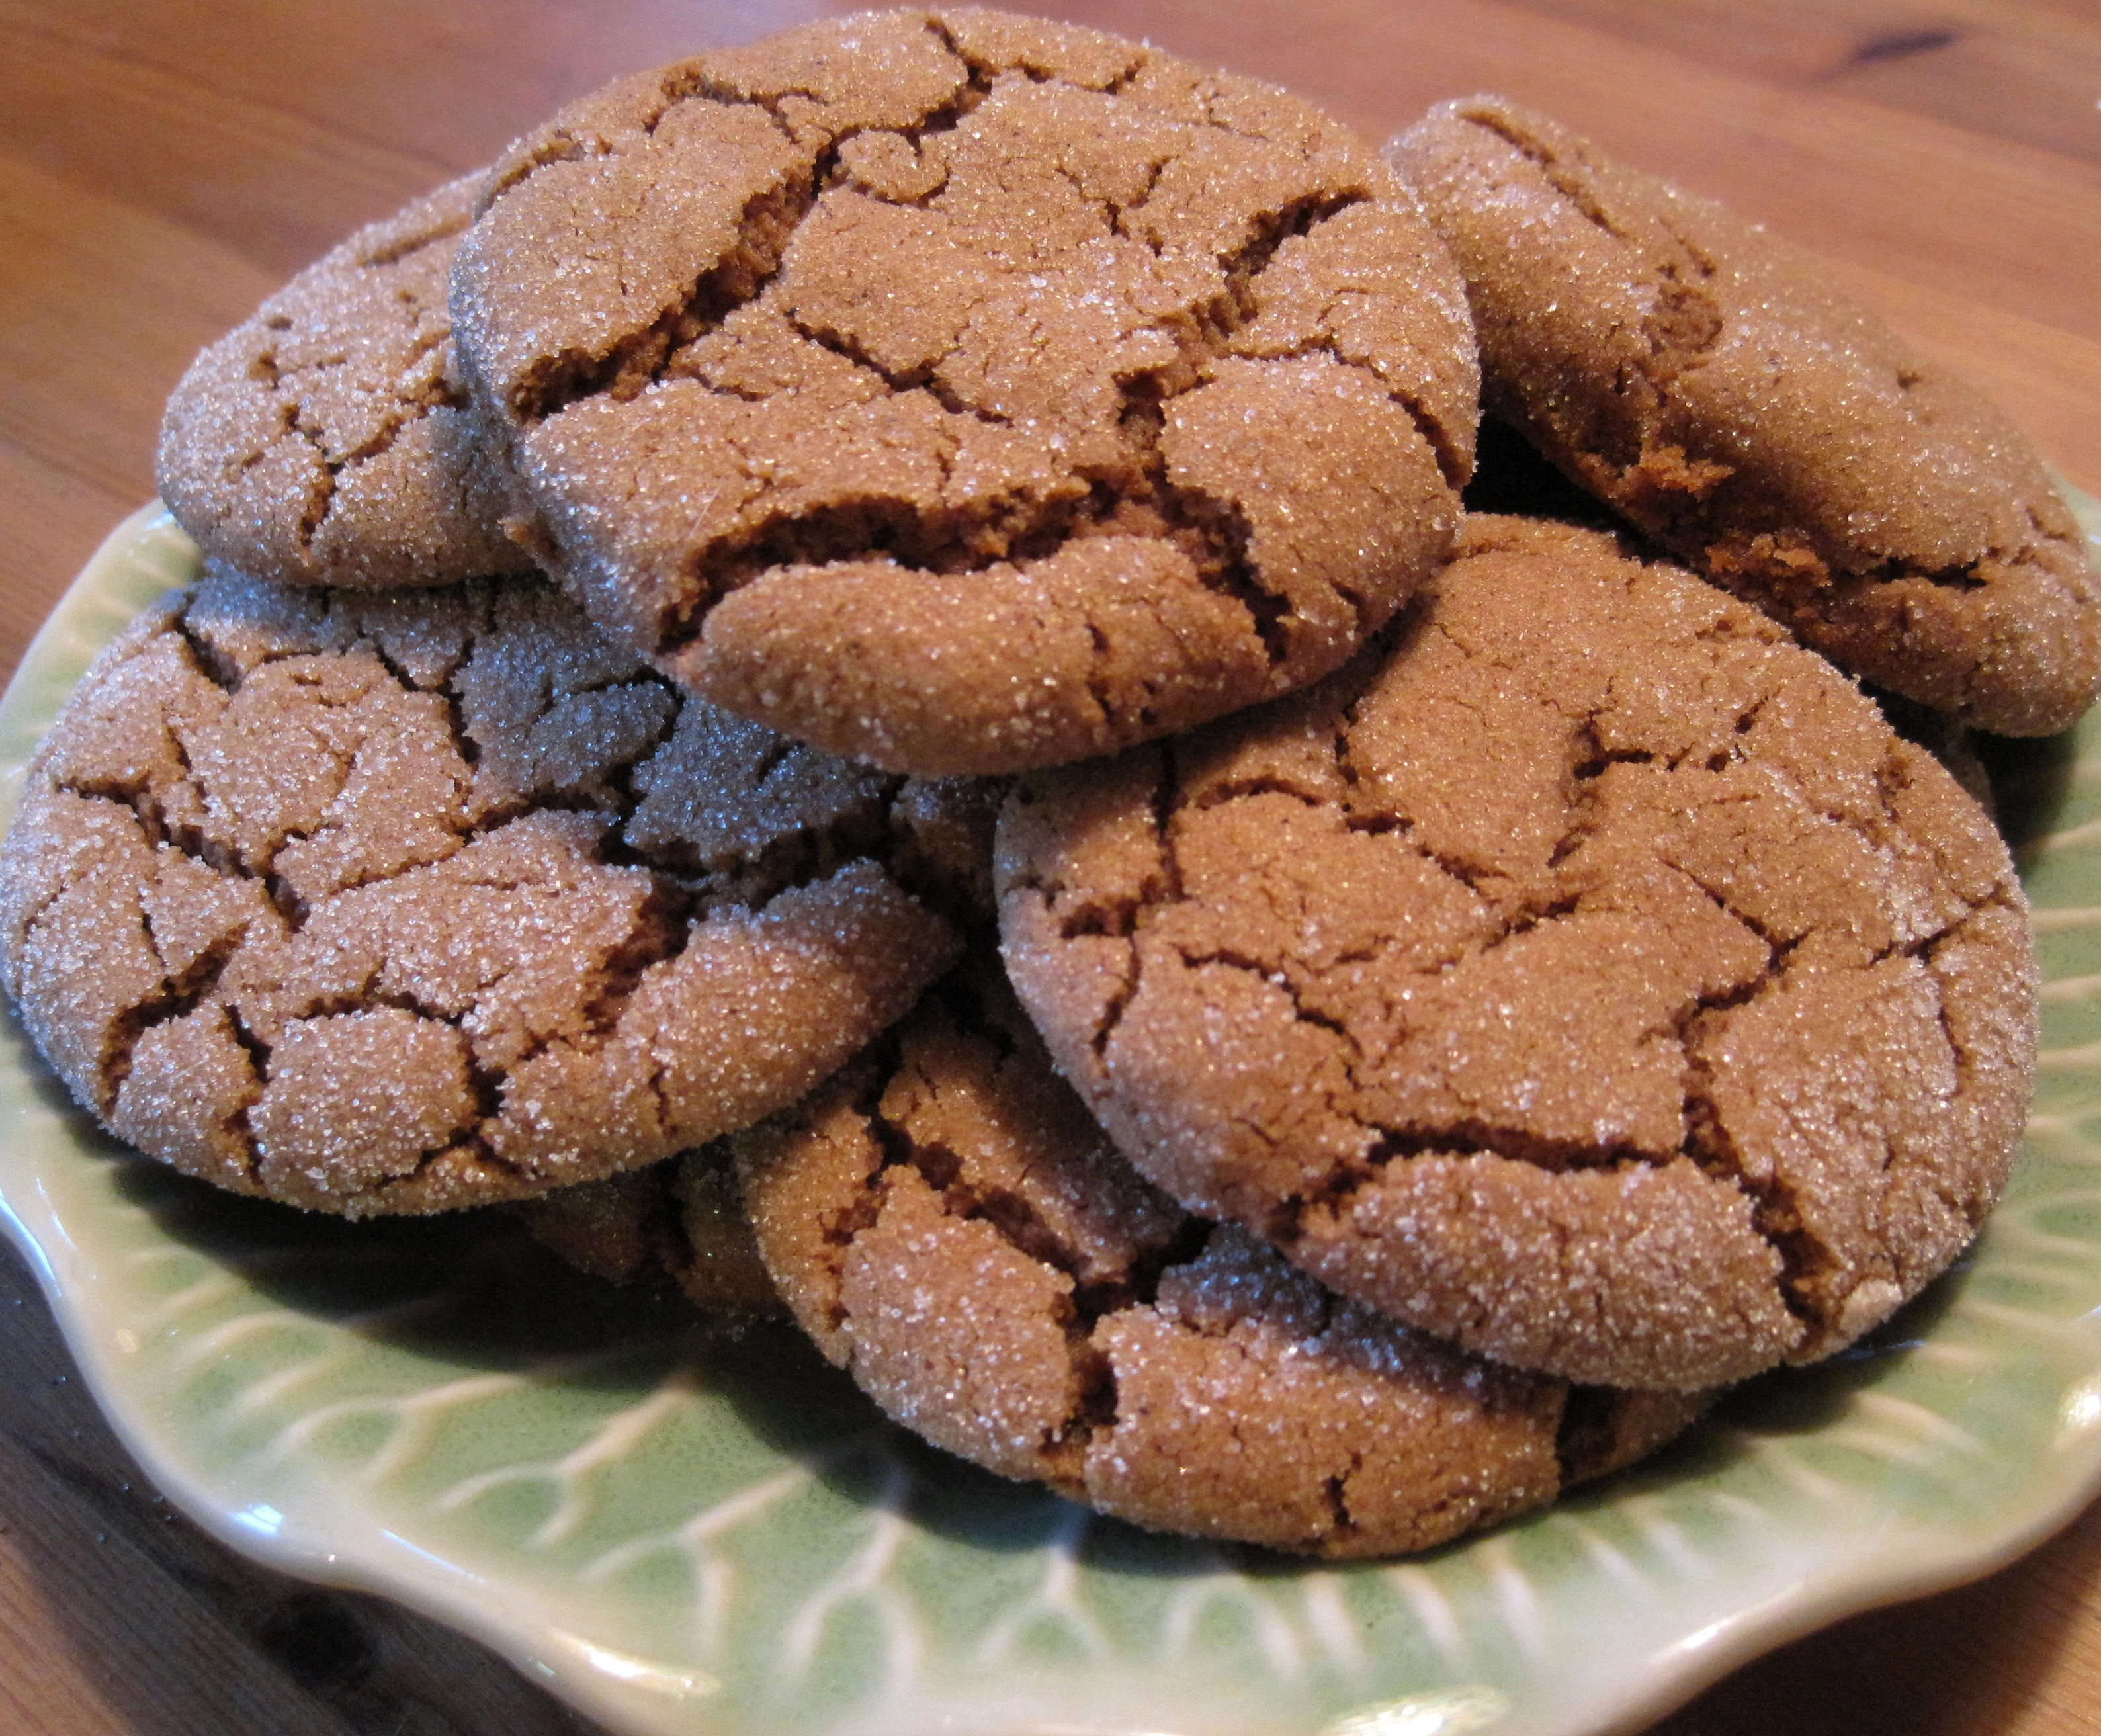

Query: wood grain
[
  {"left": 0, "top": 3, "right": 2096, "bottom": 1733},
  {"left": 1490, "top": 0, "right": 2101, "bottom": 169}
]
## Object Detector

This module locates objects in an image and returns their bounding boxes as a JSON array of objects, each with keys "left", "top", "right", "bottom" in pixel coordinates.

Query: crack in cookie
[
  {"left": 0, "top": 566, "right": 991, "bottom": 1217},
  {"left": 734, "top": 954, "right": 1711, "bottom": 1557},
  {"left": 997, "top": 517, "right": 2037, "bottom": 1391},
  {"left": 450, "top": 9, "right": 1478, "bottom": 774}
]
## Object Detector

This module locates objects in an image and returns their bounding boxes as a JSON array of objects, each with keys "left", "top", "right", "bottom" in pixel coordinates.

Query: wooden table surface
[{"left": 3, "top": 1, "right": 2099, "bottom": 1731}]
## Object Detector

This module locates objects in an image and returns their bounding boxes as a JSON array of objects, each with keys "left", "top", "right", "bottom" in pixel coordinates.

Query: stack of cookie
[{"left": 3, "top": 9, "right": 2080, "bottom": 1559}]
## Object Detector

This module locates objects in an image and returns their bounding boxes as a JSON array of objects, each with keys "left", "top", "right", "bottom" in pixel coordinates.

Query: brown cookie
[
  {"left": 0, "top": 566, "right": 978, "bottom": 1215},
  {"left": 519, "top": 1153, "right": 783, "bottom": 1317},
  {"left": 998, "top": 515, "right": 2037, "bottom": 1391},
  {"left": 1389, "top": 97, "right": 2100, "bottom": 738},
  {"left": 1869, "top": 687, "right": 1996, "bottom": 820},
  {"left": 736, "top": 956, "right": 1708, "bottom": 1557},
  {"left": 158, "top": 175, "right": 530, "bottom": 589},
  {"left": 450, "top": 9, "right": 1475, "bottom": 775}
]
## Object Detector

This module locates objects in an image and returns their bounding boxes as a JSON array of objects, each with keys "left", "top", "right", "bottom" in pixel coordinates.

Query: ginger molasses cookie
[
  {"left": 0, "top": 566, "right": 976, "bottom": 1215},
  {"left": 521, "top": 1153, "right": 783, "bottom": 1317},
  {"left": 1389, "top": 98, "right": 2100, "bottom": 738},
  {"left": 450, "top": 9, "right": 1475, "bottom": 775},
  {"left": 736, "top": 956, "right": 1708, "bottom": 1557},
  {"left": 159, "top": 175, "right": 530, "bottom": 589},
  {"left": 998, "top": 516, "right": 2037, "bottom": 1392},
  {"left": 1871, "top": 687, "right": 1996, "bottom": 818}
]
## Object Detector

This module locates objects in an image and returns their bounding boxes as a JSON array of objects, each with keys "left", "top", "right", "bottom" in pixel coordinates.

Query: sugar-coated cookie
[
  {"left": 998, "top": 517, "right": 2037, "bottom": 1391},
  {"left": 519, "top": 1154, "right": 783, "bottom": 1316},
  {"left": 736, "top": 955, "right": 1709, "bottom": 1556},
  {"left": 450, "top": 9, "right": 1475, "bottom": 774},
  {"left": 1390, "top": 98, "right": 2100, "bottom": 737},
  {"left": 0, "top": 567, "right": 974, "bottom": 1214},
  {"left": 159, "top": 176, "right": 530, "bottom": 589}
]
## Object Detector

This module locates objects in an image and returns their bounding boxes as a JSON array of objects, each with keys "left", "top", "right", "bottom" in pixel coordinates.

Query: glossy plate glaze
[{"left": 5, "top": 501, "right": 2101, "bottom": 1736}]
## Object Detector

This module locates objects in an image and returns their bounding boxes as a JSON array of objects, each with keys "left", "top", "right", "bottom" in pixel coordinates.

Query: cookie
[
  {"left": 159, "top": 175, "right": 531, "bottom": 589},
  {"left": 519, "top": 1153, "right": 783, "bottom": 1317},
  {"left": 450, "top": 9, "right": 1475, "bottom": 775},
  {"left": 1871, "top": 687, "right": 1996, "bottom": 819},
  {"left": 736, "top": 956, "right": 1709, "bottom": 1557},
  {"left": 0, "top": 565, "right": 977, "bottom": 1215},
  {"left": 1389, "top": 98, "right": 2101, "bottom": 738},
  {"left": 998, "top": 515, "right": 2037, "bottom": 1391}
]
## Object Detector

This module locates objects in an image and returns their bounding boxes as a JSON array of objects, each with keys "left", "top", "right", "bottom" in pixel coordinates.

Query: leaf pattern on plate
[{"left": 3, "top": 500, "right": 2100, "bottom": 1736}]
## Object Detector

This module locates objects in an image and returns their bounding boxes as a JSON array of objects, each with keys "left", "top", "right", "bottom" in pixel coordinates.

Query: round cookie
[
  {"left": 520, "top": 1154, "right": 783, "bottom": 1317},
  {"left": 0, "top": 564, "right": 980, "bottom": 1215},
  {"left": 998, "top": 515, "right": 2037, "bottom": 1392},
  {"left": 1387, "top": 97, "right": 2101, "bottom": 738},
  {"left": 450, "top": 9, "right": 1475, "bottom": 775},
  {"left": 159, "top": 174, "right": 531, "bottom": 589},
  {"left": 735, "top": 955, "right": 1709, "bottom": 1557}
]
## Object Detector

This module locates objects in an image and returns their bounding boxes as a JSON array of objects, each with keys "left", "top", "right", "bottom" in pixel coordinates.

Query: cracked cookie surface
[
  {"left": 1389, "top": 97, "right": 2101, "bottom": 738},
  {"left": 997, "top": 516, "right": 2037, "bottom": 1391},
  {"left": 159, "top": 175, "right": 531, "bottom": 589},
  {"left": 736, "top": 953, "right": 1708, "bottom": 1557},
  {"left": 0, "top": 566, "right": 976, "bottom": 1215},
  {"left": 450, "top": 8, "right": 1475, "bottom": 774}
]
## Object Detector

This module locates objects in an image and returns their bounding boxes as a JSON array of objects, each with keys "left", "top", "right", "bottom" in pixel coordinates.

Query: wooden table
[{"left": 3, "top": 1, "right": 2098, "bottom": 1730}]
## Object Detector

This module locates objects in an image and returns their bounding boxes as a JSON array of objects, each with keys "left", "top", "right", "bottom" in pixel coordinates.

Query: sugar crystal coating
[
  {"left": 998, "top": 516, "right": 2037, "bottom": 1391},
  {"left": 1390, "top": 97, "right": 2101, "bottom": 737},
  {"left": 159, "top": 175, "right": 530, "bottom": 589},
  {"left": 736, "top": 955, "right": 1709, "bottom": 1557},
  {"left": 0, "top": 567, "right": 978, "bottom": 1215},
  {"left": 450, "top": 8, "right": 1476, "bottom": 774}
]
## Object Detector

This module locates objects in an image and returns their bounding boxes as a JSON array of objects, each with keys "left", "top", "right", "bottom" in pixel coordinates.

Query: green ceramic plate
[{"left": 6, "top": 501, "right": 2101, "bottom": 1736}]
